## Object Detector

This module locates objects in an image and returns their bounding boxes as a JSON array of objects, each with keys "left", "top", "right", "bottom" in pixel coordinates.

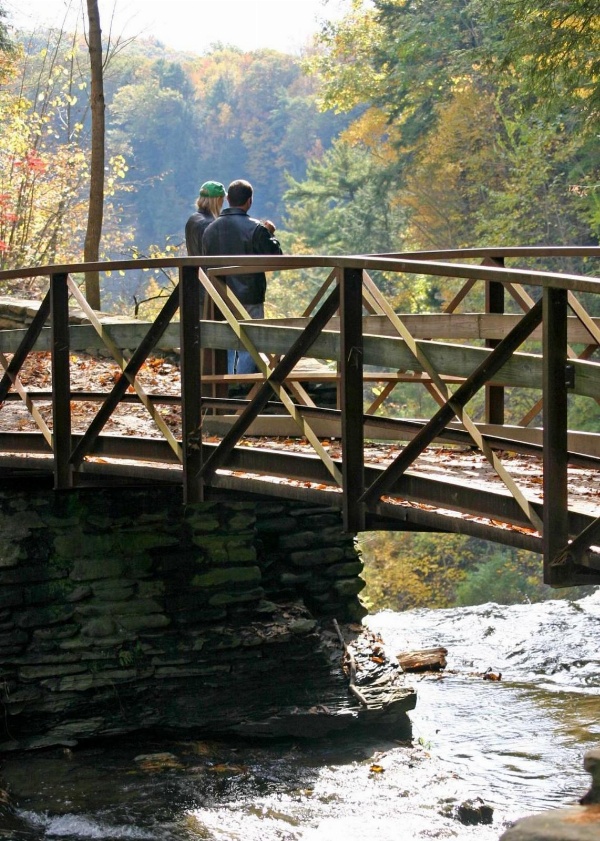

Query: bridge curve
[{"left": 1, "top": 247, "right": 600, "bottom": 588}]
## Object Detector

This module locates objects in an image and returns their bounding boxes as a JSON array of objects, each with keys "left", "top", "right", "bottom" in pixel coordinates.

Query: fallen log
[{"left": 397, "top": 647, "right": 448, "bottom": 672}]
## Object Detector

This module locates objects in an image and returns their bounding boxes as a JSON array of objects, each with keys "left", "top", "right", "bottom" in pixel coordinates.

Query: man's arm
[{"left": 252, "top": 222, "right": 282, "bottom": 256}]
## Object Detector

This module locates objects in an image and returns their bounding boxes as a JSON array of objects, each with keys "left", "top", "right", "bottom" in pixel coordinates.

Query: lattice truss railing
[
  {"left": 197, "top": 266, "right": 343, "bottom": 486},
  {"left": 1, "top": 254, "right": 600, "bottom": 578},
  {"left": 198, "top": 259, "right": 599, "bottom": 542},
  {"left": 357, "top": 271, "right": 544, "bottom": 531},
  {"left": 354, "top": 261, "right": 600, "bottom": 539},
  {"left": 0, "top": 274, "right": 184, "bottom": 471}
]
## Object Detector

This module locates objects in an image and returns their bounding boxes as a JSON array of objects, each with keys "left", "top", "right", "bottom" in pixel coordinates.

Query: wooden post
[
  {"left": 201, "top": 285, "right": 228, "bottom": 405},
  {"left": 50, "top": 272, "right": 73, "bottom": 489},
  {"left": 485, "top": 257, "right": 505, "bottom": 425},
  {"left": 543, "top": 286, "right": 570, "bottom": 585},
  {"left": 180, "top": 265, "right": 203, "bottom": 503},
  {"left": 340, "top": 267, "right": 364, "bottom": 532}
]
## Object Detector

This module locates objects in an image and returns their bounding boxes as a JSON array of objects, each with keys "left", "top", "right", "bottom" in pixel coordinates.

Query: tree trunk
[{"left": 84, "top": 0, "right": 104, "bottom": 311}]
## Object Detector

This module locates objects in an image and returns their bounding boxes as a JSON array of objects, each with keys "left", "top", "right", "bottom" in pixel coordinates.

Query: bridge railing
[{"left": 1, "top": 248, "right": 600, "bottom": 586}]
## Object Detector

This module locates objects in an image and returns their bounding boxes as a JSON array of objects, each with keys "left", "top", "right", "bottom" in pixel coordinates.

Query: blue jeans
[{"left": 228, "top": 303, "right": 264, "bottom": 374}]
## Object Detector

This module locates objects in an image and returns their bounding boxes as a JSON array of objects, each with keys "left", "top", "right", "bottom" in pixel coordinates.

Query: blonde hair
[{"left": 196, "top": 195, "right": 224, "bottom": 218}]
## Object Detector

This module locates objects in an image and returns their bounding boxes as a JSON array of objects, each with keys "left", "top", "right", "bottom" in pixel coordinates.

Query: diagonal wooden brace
[{"left": 360, "top": 298, "right": 544, "bottom": 509}]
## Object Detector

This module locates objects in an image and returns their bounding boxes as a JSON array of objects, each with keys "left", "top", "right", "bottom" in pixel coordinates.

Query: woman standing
[{"left": 184, "top": 180, "right": 226, "bottom": 255}]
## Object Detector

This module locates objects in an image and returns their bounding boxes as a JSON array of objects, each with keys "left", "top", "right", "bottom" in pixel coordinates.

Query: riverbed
[{"left": 1, "top": 590, "right": 599, "bottom": 840}]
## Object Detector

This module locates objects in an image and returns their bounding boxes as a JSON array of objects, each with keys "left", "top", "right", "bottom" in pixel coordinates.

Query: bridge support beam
[
  {"left": 180, "top": 265, "right": 203, "bottom": 503},
  {"left": 51, "top": 272, "right": 73, "bottom": 490},
  {"left": 340, "top": 267, "right": 365, "bottom": 532},
  {"left": 484, "top": 257, "right": 505, "bottom": 425},
  {"left": 543, "top": 286, "right": 570, "bottom": 585}
]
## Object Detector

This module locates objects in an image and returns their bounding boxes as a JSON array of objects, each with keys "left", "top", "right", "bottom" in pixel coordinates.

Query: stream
[{"left": 1, "top": 589, "right": 599, "bottom": 840}]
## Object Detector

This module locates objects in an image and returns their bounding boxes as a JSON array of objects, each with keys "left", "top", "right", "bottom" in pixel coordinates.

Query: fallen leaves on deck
[{"left": 2, "top": 352, "right": 599, "bottom": 535}]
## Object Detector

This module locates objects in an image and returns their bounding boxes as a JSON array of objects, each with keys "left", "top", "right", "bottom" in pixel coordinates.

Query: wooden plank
[
  {"left": 5, "top": 311, "right": 600, "bottom": 354},
  {"left": 179, "top": 266, "right": 203, "bottom": 503},
  {"left": 367, "top": 502, "right": 543, "bottom": 553},
  {"left": 198, "top": 414, "right": 600, "bottom": 461},
  {"left": 340, "top": 267, "right": 365, "bottom": 531},
  {"left": 265, "top": 313, "right": 600, "bottom": 343},
  {"left": 543, "top": 287, "right": 570, "bottom": 585},
  {"left": 5, "top": 317, "right": 599, "bottom": 397},
  {"left": 0, "top": 432, "right": 176, "bottom": 460},
  {"left": 192, "top": 322, "right": 600, "bottom": 398},
  {"left": 0, "top": 251, "right": 599, "bottom": 297},
  {"left": 50, "top": 273, "right": 72, "bottom": 489},
  {"left": 485, "top": 257, "right": 505, "bottom": 424},
  {"left": 376, "top": 245, "right": 600, "bottom": 261}
]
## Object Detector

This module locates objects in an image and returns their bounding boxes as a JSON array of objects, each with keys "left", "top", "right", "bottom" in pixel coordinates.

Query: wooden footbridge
[{"left": 1, "top": 247, "right": 600, "bottom": 588}]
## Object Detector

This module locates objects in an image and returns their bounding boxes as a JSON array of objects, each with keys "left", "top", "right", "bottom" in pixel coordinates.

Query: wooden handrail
[{"left": 0, "top": 248, "right": 599, "bottom": 292}]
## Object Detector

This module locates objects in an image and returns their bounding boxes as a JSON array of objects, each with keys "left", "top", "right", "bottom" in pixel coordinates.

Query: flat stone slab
[{"left": 499, "top": 805, "right": 600, "bottom": 841}]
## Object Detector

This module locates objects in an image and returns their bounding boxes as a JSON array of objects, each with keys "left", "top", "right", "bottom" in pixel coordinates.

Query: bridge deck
[{"left": 1, "top": 350, "right": 599, "bottom": 571}]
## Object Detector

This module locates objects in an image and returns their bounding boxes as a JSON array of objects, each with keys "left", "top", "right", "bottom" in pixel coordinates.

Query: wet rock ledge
[
  {"left": 0, "top": 485, "right": 415, "bottom": 751},
  {"left": 500, "top": 749, "right": 600, "bottom": 841}
]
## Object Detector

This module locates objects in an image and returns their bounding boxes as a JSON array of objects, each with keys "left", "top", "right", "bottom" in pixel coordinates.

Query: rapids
[{"left": 1, "top": 590, "right": 598, "bottom": 840}]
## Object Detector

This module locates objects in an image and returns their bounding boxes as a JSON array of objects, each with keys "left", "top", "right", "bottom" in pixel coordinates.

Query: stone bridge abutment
[{"left": 0, "top": 484, "right": 375, "bottom": 751}]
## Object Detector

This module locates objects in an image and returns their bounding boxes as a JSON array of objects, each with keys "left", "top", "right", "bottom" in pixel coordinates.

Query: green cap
[{"left": 199, "top": 181, "right": 226, "bottom": 198}]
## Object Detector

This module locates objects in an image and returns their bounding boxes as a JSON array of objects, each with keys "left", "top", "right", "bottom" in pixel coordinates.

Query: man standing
[{"left": 202, "top": 179, "right": 282, "bottom": 374}]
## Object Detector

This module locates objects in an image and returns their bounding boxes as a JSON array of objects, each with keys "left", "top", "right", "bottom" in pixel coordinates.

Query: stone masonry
[{"left": 0, "top": 485, "right": 368, "bottom": 751}]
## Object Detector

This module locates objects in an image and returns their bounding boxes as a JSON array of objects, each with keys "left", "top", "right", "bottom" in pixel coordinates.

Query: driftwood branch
[
  {"left": 397, "top": 647, "right": 448, "bottom": 672},
  {"left": 333, "top": 618, "right": 369, "bottom": 707}
]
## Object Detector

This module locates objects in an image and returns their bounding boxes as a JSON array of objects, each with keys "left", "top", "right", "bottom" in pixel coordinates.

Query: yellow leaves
[
  {"left": 339, "top": 107, "right": 400, "bottom": 163},
  {"left": 309, "top": 2, "right": 386, "bottom": 112},
  {"left": 404, "top": 85, "right": 505, "bottom": 251},
  {"left": 207, "top": 764, "right": 247, "bottom": 775},
  {"left": 369, "top": 763, "right": 385, "bottom": 774},
  {"left": 135, "top": 752, "right": 183, "bottom": 772},
  {"left": 109, "top": 155, "right": 128, "bottom": 180}
]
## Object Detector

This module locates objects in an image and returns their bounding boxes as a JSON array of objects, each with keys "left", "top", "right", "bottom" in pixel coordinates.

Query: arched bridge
[{"left": 1, "top": 247, "right": 600, "bottom": 589}]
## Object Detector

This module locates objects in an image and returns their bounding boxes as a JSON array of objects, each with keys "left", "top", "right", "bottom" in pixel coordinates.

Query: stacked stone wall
[
  {"left": 0, "top": 485, "right": 366, "bottom": 750},
  {"left": 0, "top": 297, "right": 92, "bottom": 330}
]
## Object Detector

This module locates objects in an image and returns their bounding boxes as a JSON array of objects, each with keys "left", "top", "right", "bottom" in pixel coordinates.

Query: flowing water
[{"left": 1, "top": 590, "right": 599, "bottom": 841}]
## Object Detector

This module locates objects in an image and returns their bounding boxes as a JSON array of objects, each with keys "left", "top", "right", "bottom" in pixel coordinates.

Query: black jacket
[
  {"left": 202, "top": 207, "right": 282, "bottom": 305},
  {"left": 185, "top": 209, "right": 214, "bottom": 256}
]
